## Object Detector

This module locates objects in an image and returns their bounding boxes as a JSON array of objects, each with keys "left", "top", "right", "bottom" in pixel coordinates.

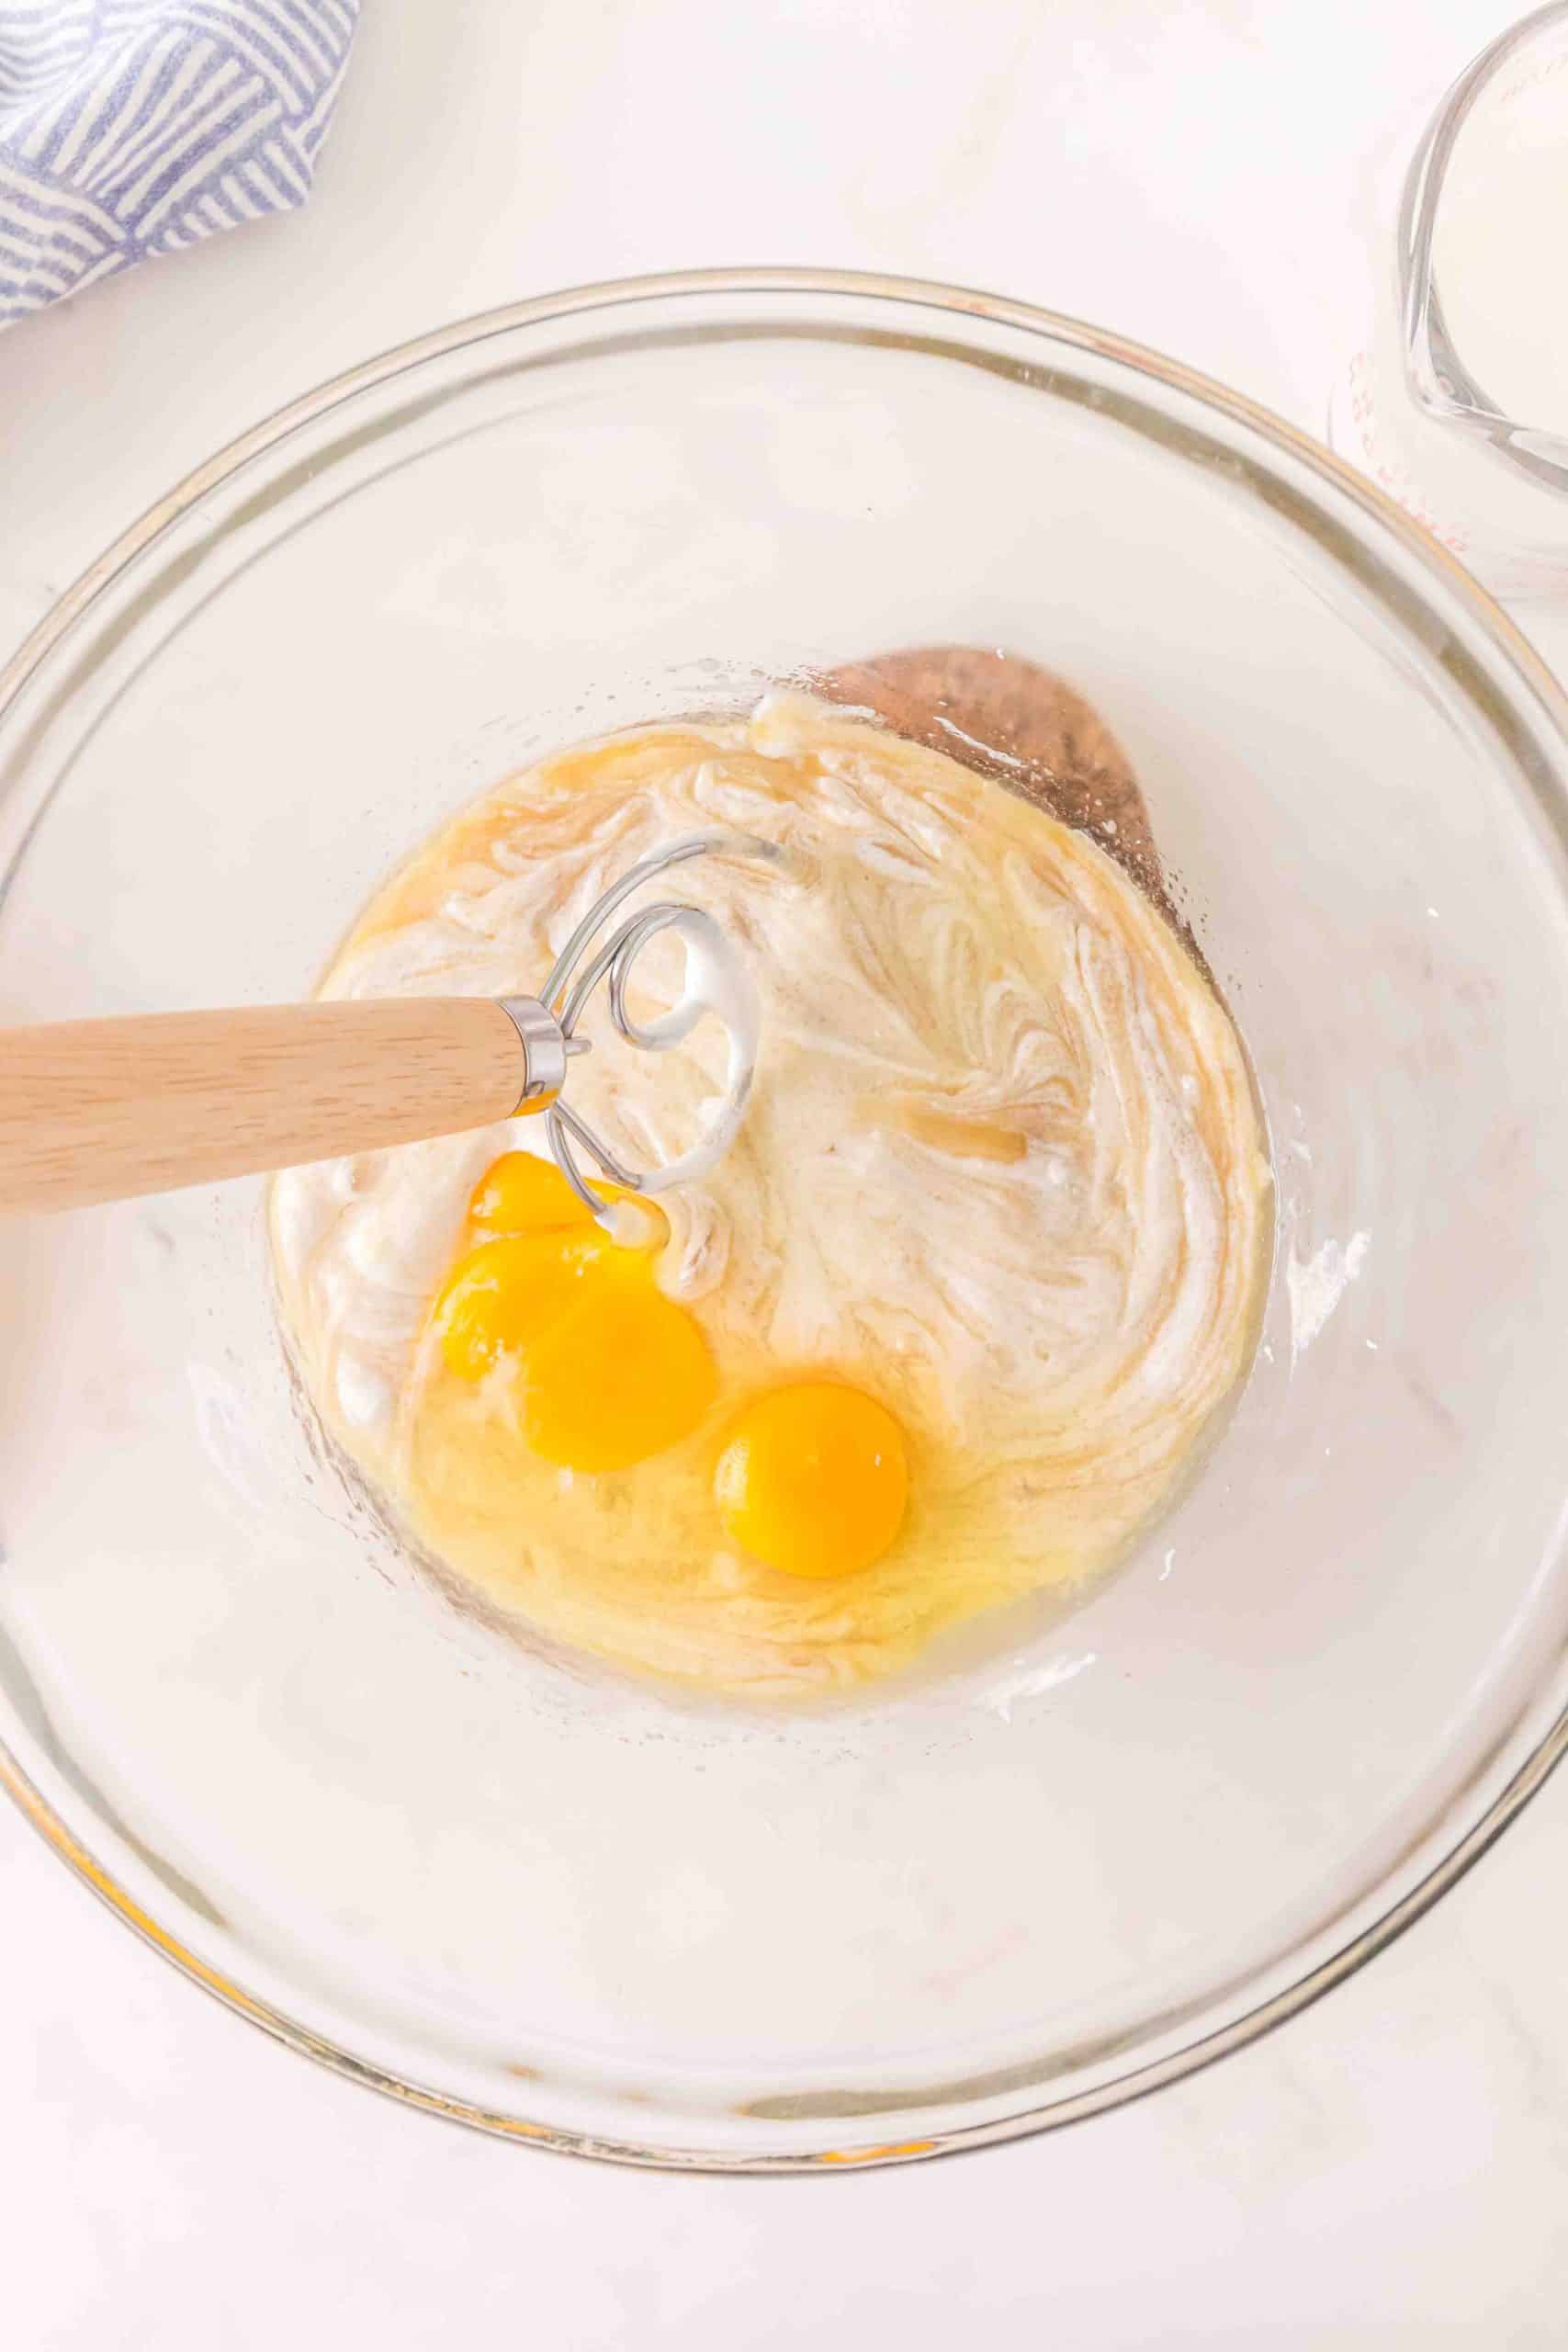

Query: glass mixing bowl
[{"left": 5, "top": 270, "right": 1568, "bottom": 2172}]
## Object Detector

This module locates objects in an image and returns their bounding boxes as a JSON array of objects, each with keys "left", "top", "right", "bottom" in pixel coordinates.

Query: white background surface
[{"left": 6, "top": 2, "right": 1568, "bottom": 2343}]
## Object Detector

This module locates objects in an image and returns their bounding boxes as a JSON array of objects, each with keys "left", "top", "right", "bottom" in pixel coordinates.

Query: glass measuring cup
[{"left": 1331, "top": 3, "right": 1568, "bottom": 595}]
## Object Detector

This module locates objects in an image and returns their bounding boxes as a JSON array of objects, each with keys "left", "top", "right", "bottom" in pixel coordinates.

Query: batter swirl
[{"left": 272, "top": 696, "right": 1270, "bottom": 1691}]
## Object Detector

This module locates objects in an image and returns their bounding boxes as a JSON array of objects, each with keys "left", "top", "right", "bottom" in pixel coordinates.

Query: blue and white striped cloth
[{"left": 1, "top": 0, "right": 358, "bottom": 327}]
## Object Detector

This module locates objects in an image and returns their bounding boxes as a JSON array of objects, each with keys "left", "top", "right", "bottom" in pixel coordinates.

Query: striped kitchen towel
[{"left": 1, "top": 0, "right": 358, "bottom": 327}]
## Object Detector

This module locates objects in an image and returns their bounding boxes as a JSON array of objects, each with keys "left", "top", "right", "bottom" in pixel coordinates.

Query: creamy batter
[{"left": 272, "top": 696, "right": 1271, "bottom": 1693}]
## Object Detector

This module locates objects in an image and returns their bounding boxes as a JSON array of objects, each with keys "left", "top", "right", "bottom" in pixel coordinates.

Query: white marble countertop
[{"left": 6, "top": 2, "right": 1568, "bottom": 2343}]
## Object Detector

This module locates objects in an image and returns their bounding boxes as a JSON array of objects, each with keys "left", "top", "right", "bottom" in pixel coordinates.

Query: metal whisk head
[{"left": 500, "top": 832, "right": 774, "bottom": 1219}]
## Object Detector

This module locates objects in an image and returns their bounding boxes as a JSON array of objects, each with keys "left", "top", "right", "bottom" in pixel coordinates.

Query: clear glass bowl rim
[{"left": 5, "top": 265, "right": 1568, "bottom": 2174}]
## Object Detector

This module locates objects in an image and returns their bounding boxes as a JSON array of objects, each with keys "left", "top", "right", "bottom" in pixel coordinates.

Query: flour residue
[{"left": 1287, "top": 1229, "right": 1371, "bottom": 1360}]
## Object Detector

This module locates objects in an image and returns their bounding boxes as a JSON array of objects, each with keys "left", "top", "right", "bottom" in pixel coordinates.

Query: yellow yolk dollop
[
  {"left": 713, "top": 1382, "right": 909, "bottom": 1579},
  {"left": 468, "top": 1149, "right": 610, "bottom": 1237},
  {"left": 431, "top": 1156, "right": 715, "bottom": 1474}
]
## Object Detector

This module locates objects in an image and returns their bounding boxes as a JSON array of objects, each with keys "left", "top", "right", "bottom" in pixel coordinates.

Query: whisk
[{"left": 0, "top": 832, "right": 773, "bottom": 1218}]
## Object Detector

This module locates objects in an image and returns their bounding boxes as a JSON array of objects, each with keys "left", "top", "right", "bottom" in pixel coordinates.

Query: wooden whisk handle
[{"left": 0, "top": 998, "right": 534, "bottom": 1214}]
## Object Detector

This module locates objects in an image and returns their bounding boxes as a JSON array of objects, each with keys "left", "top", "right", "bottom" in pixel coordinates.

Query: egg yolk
[
  {"left": 429, "top": 1153, "right": 714, "bottom": 1473},
  {"left": 468, "top": 1149, "right": 615, "bottom": 1236},
  {"left": 434, "top": 1230, "right": 603, "bottom": 1379},
  {"left": 713, "top": 1381, "right": 909, "bottom": 1578}
]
